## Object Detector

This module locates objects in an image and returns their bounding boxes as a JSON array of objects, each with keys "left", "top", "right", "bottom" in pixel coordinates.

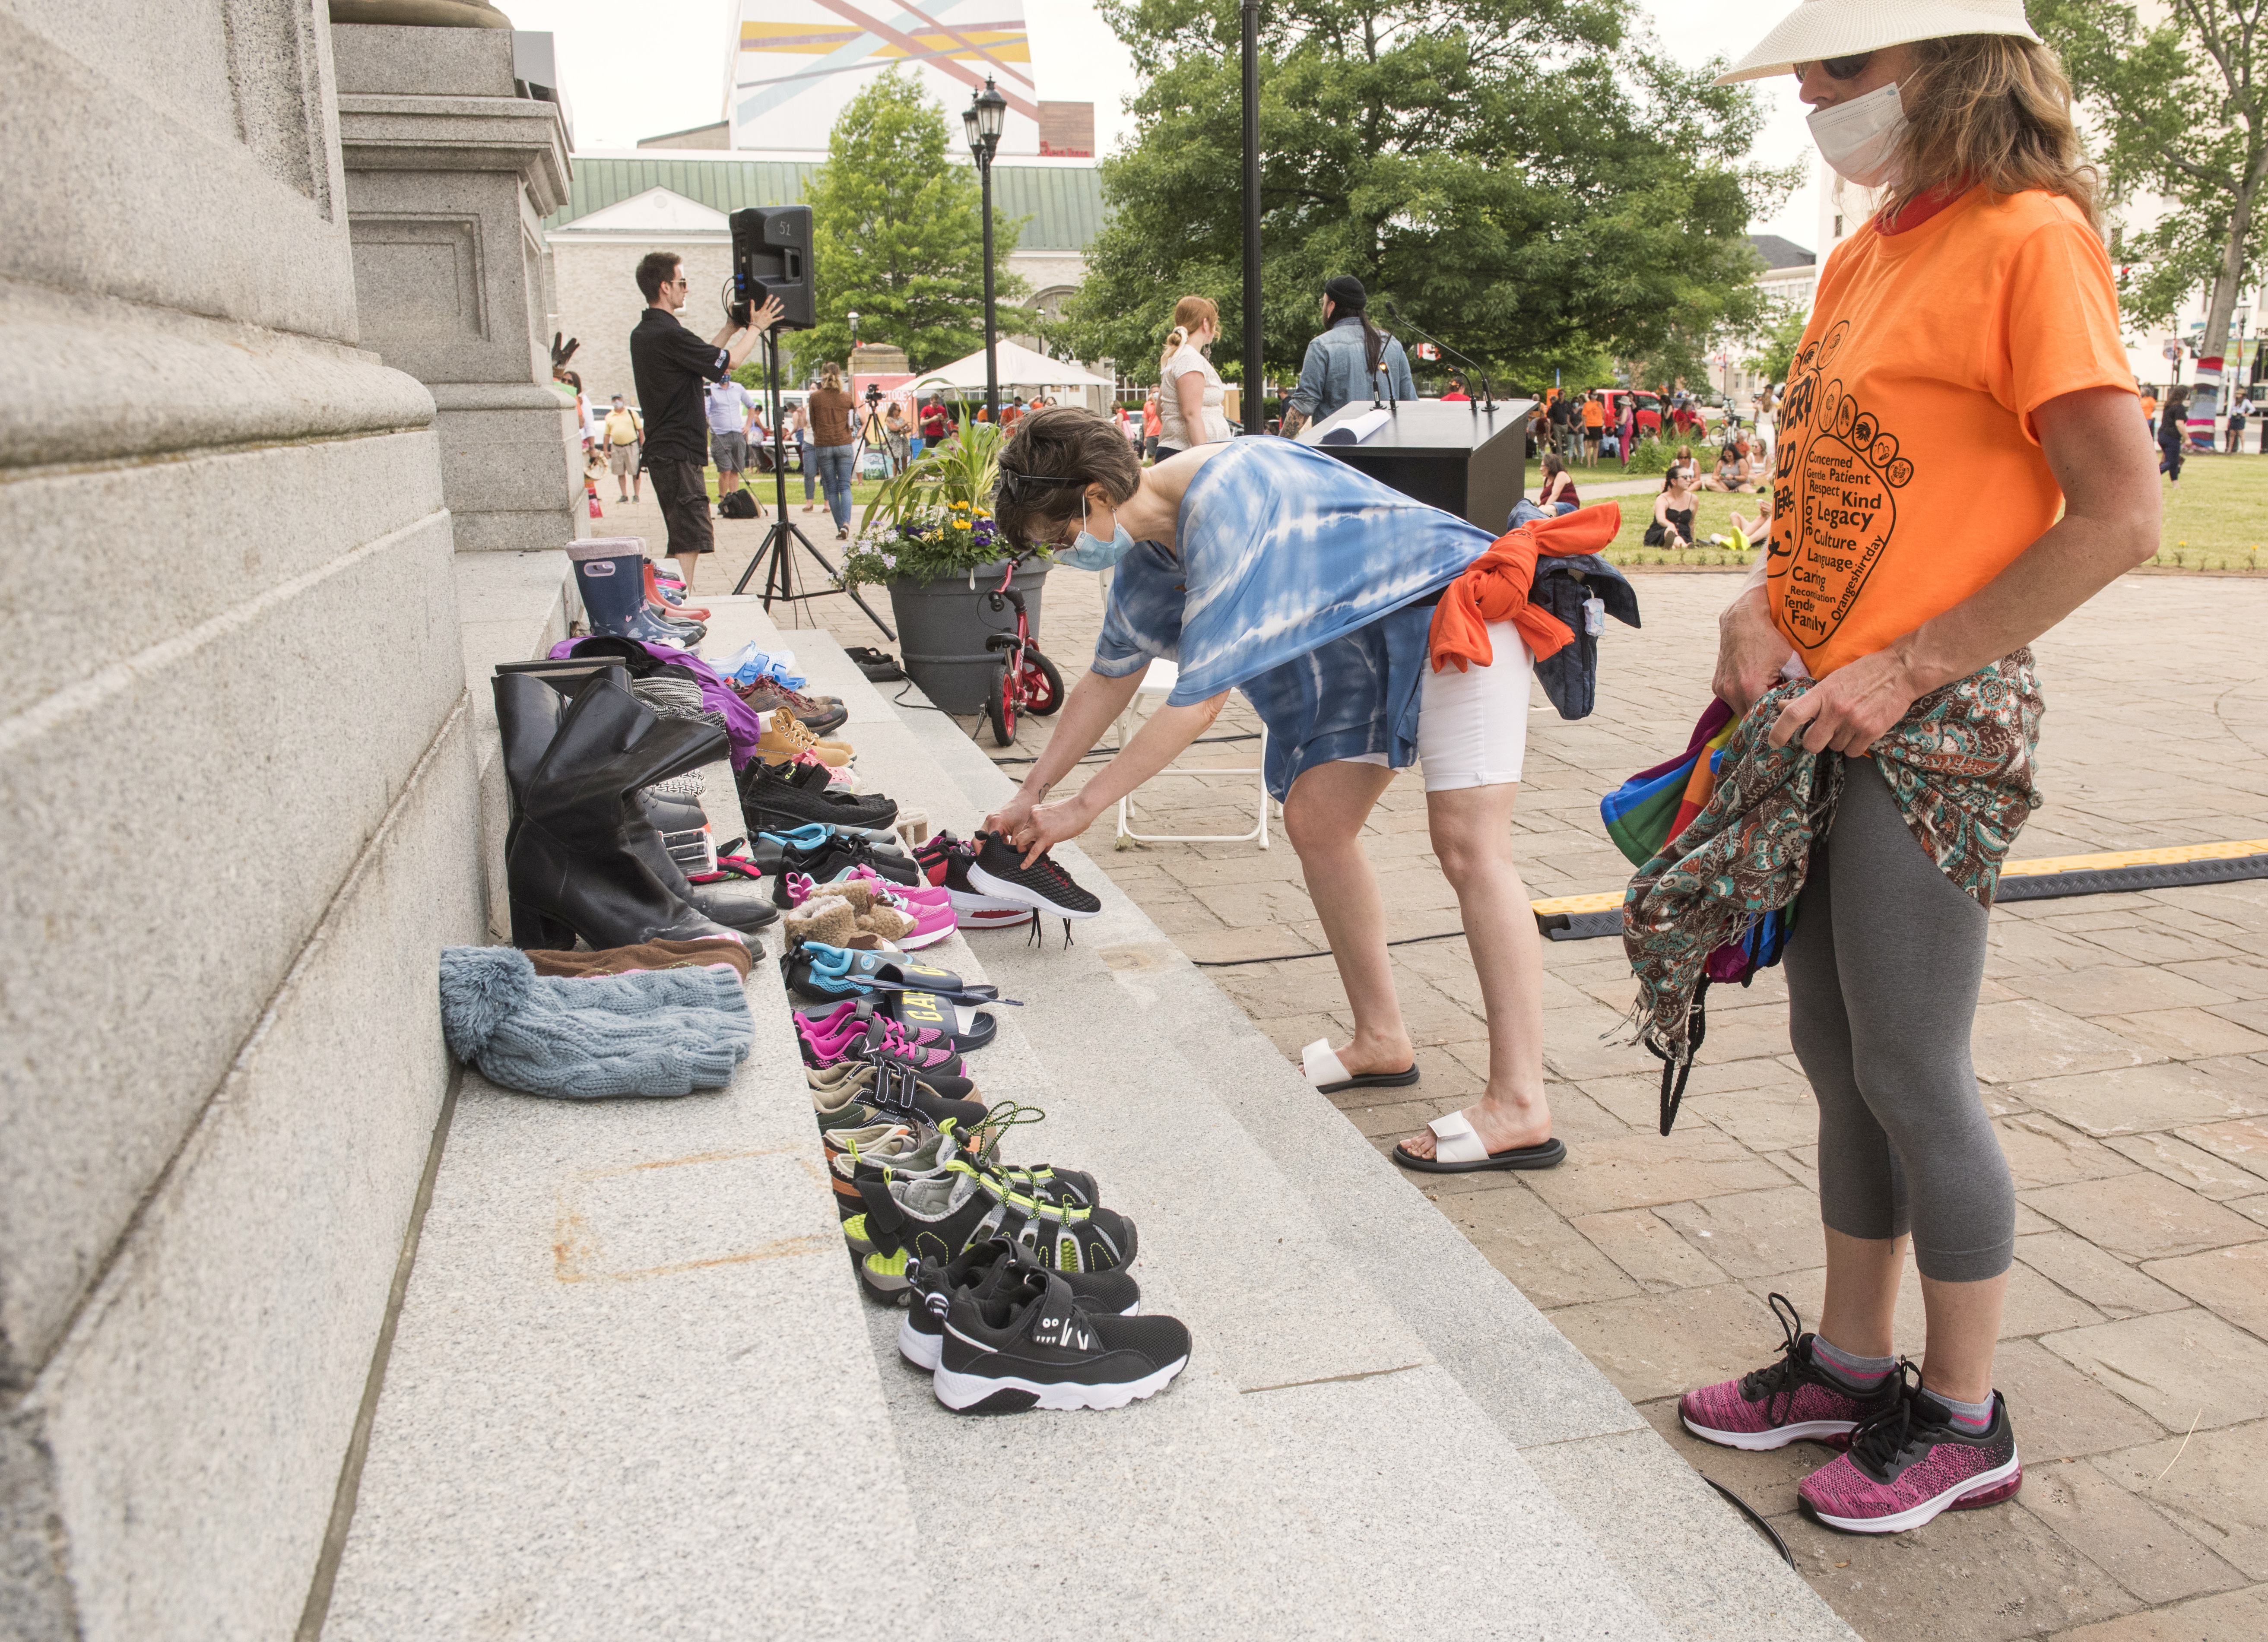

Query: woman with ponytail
[
  {"left": 1153, "top": 296, "right": 1232, "bottom": 459},
  {"left": 1280, "top": 275, "right": 1415, "bottom": 436}
]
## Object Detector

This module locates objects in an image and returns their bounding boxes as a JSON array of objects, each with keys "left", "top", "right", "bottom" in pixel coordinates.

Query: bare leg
[
  {"left": 1819, "top": 1226, "right": 1904, "bottom": 1359},
  {"left": 1398, "top": 782, "right": 1552, "bottom": 1157},
  {"left": 1919, "top": 1271, "right": 2009, "bottom": 1406},
  {"left": 1281, "top": 761, "right": 1412, "bottom": 1079}
]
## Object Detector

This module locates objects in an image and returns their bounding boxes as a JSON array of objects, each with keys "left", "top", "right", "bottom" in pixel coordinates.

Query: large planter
[{"left": 887, "top": 558, "right": 1050, "bottom": 713}]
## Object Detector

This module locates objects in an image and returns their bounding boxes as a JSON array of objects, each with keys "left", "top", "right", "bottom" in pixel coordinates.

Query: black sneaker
[
  {"left": 917, "top": 832, "right": 1033, "bottom": 929},
  {"left": 931, "top": 1241, "right": 1188, "bottom": 1412},
  {"left": 900, "top": 1237, "right": 1140, "bottom": 1371},
  {"left": 738, "top": 758, "right": 899, "bottom": 837},
  {"left": 765, "top": 833, "right": 923, "bottom": 907},
  {"left": 967, "top": 831, "right": 1101, "bottom": 919}
]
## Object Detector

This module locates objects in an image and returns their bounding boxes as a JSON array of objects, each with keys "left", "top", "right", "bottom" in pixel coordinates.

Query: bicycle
[{"left": 981, "top": 551, "right": 1064, "bottom": 748}]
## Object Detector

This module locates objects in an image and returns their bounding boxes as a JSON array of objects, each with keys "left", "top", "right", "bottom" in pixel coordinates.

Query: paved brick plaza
[{"left": 675, "top": 491, "right": 2268, "bottom": 1642}]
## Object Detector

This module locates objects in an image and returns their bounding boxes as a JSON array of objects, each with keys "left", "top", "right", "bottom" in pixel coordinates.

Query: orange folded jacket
[{"left": 1427, "top": 502, "right": 1622, "bottom": 672}]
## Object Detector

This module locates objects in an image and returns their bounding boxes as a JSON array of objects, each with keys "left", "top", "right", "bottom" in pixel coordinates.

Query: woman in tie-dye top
[{"left": 987, "top": 409, "right": 1566, "bottom": 1174}]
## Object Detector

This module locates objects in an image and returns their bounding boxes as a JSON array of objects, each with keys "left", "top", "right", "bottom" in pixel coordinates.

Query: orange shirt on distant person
[
  {"left": 1765, "top": 189, "right": 2133, "bottom": 676},
  {"left": 1582, "top": 400, "right": 1605, "bottom": 429}
]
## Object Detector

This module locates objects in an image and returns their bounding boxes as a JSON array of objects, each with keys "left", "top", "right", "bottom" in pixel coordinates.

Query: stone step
[
  {"left": 749, "top": 603, "right": 1856, "bottom": 1642},
  {"left": 323, "top": 594, "right": 1852, "bottom": 1641}
]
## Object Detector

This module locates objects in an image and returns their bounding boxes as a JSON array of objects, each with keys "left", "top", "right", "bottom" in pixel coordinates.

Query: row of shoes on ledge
[{"left": 791, "top": 942, "right": 1192, "bottom": 1413}]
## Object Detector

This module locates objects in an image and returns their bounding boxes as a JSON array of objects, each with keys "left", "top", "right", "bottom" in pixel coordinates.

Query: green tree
[
  {"left": 796, "top": 69, "right": 1029, "bottom": 376},
  {"left": 1743, "top": 299, "right": 1810, "bottom": 388},
  {"left": 2040, "top": 1, "right": 2268, "bottom": 417},
  {"left": 1063, "top": 0, "right": 1794, "bottom": 400}
]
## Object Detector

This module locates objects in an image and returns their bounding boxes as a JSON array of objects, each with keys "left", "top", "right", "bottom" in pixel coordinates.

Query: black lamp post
[
  {"left": 963, "top": 77, "right": 1008, "bottom": 424},
  {"left": 1241, "top": 0, "right": 1263, "bottom": 434}
]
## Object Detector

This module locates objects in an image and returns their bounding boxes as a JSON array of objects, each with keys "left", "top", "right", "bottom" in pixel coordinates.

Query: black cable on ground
[
  {"left": 1191, "top": 929, "right": 1472, "bottom": 969},
  {"left": 1701, "top": 1477, "right": 1795, "bottom": 1568},
  {"left": 991, "top": 730, "right": 1263, "bottom": 769},
  {"left": 1533, "top": 853, "right": 2268, "bottom": 943},
  {"left": 1196, "top": 854, "right": 2268, "bottom": 964}
]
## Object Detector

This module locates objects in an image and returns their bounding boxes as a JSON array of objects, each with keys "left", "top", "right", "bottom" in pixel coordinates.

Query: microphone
[{"left": 1384, "top": 300, "right": 1493, "bottom": 412}]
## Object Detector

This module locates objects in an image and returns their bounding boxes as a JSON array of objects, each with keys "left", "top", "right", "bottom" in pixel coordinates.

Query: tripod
[{"left": 732, "top": 331, "right": 895, "bottom": 640}]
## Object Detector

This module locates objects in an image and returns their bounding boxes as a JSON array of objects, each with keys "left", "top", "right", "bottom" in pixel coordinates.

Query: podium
[{"left": 1295, "top": 396, "right": 1536, "bottom": 533}]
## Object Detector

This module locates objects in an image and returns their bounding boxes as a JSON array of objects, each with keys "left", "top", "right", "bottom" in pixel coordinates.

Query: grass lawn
[
  {"left": 1578, "top": 451, "right": 2268, "bottom": 573},
  {"left": 681, "top": 449, "right": 2268, "bottom": 573}
]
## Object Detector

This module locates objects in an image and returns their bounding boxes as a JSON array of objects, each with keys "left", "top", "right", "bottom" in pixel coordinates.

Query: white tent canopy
[{"left": 912, "top": 339, "right": 1115, "bottom": 393}]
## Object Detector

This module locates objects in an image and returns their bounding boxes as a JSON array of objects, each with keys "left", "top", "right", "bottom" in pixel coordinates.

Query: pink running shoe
[
  {"left": 795, "top": 1014, "right": 965, "bottom": 1076},
  {"left": 800, "top": 1000, "right": 955, "bottom": 1054},
  {"left": 1798, "top": 1367, "right": 2021, "bottom": 1533},
  {"left": 846, "top": 867, "right": 957, "bottom": 949},
  {"left": 1679, "top": 1295, "right": 1898, "bottom": 1451}
]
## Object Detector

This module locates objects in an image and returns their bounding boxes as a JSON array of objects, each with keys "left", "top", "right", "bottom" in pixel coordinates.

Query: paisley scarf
[{"left": 1623, "top": 650, "right": 2044, "bottom": 1124}]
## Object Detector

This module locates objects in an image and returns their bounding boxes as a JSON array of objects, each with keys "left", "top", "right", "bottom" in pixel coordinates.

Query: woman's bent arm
[
  {"left": 1772, "top": 387, "right": 2161, "bottom": 754},
  {"left": 997, "top": 690, "right": 1232, "bottom": 863},
  {"left": 987, "top": 665, "right": 1149, "bottom": 839}
]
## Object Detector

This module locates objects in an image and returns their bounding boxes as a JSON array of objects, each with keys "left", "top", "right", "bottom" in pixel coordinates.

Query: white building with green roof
[{"left": 545, "top": 150, "right": 1106, "bottom": 408}]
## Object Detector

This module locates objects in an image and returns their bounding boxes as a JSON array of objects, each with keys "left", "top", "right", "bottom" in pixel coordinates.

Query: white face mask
[{"left": 1808, "top": 81, "right": 1906, "bottom": 189}]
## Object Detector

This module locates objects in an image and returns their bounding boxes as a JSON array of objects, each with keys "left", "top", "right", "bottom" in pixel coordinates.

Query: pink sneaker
[
  {"left": 847, "top": 865, "right": 956, "bottom": 942},
  {"left": 799, "top": 1000, "right": 955, "bottom": 1053},
  {"left": 1798, "top": 1369, "right": 2022, "bottom": 1533},
  {"left": 795, "top": 1014, "right": 964, "bottom": 1075},
  {"left": 1678, "top": 1295, "right": 1898, "bottom": 1451}
]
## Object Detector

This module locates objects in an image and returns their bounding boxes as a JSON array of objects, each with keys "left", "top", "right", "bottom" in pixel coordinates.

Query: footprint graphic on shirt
[{"left": 1777, "top": 382, "right": 1912, "bottom": 655}]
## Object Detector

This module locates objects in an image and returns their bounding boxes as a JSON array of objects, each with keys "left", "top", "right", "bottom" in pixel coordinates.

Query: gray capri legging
[{"left": 1786, "top": 759, "right": 2016, "bottom": 1283}]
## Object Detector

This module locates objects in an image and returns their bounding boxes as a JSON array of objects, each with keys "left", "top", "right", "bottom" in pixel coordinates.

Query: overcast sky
[{"left": 507, "top": 0, "right": 1819, "bottom": 247}]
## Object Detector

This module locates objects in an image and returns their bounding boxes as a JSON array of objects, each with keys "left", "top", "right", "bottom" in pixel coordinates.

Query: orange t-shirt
[
  {"left": 1582, "top": 400, "right": 1605, "bottom": 429},
  {"left": 1765, "top": 189, "right": 2133, "bottom": 675}
]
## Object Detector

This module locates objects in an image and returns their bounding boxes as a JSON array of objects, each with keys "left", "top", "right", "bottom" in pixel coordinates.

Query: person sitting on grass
[
  {"left": 1702, "top": 444, "right": 1753, "bottom": 493},
  {"left": 1643, "top": 466, "right": 1697, "bottom": 549},
  {"left": 1509, "top": 451, "right": 1580, "bottom": 526},
  {"left": 1729, "top": 488, "right": 1773, "bottom": 548}
]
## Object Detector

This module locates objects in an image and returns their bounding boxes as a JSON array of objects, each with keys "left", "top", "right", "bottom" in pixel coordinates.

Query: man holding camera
[{"left": 629, "top": 251, "right": 781, "bottom": 589}]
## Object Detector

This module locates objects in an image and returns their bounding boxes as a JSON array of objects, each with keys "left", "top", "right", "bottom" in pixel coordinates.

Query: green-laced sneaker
[{"left": 843, "top": 1168, "right": 1137, "bottom": 1302}]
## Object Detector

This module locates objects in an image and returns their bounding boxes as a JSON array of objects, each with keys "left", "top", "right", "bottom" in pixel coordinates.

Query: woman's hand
[
  {"left": 1768, "top": 647, "right": 1924, "bottom": 756},
  {"left": 982, "top": 788, "right": 1040, "bottom": 843},
  {"left": 1006, "top": 792, "right": 1096, "bottom": 866},
  {"left": 1713, "top": 585, "right": 1794, "bottom": 714}
]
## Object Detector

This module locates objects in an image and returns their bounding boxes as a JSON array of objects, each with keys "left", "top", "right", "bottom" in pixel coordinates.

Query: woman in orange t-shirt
[{"left": 1677, "top": 4, "right": 2160, "bottom": 1536}]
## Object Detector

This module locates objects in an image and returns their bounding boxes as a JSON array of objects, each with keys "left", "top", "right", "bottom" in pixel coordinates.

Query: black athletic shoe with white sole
[
  {"left": 967, "top": 830, "right": 1101, "bottom": 918},
  {"left": 932, "top": 1243, "right": 1186, "bottom": 1412},
  {"left": 899, "top": 1236, "right": 1141, "bottom": 1371}
]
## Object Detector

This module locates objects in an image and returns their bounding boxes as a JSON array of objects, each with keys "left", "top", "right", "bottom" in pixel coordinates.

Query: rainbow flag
[{"left": 1602, "top": 700, "right": 1736, "bottom": 869}]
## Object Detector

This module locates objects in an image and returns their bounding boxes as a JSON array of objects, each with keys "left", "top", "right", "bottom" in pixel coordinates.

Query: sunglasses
[{"left": 1796, "top": 53, "right": 1874, "bottom": 81}]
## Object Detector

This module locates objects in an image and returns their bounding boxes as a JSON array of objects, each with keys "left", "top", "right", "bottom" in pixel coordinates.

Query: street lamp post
[
  {"left": 963, "top": 78, "right": 1007, "bottom": 424},
  {"left": 1241, "top": 0, "right": 1262, "bottom": 435}
]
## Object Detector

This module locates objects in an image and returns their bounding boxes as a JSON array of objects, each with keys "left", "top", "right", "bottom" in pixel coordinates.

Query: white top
[{"left": 1157, "top": 344, "right": 1232, "bottom": 449}]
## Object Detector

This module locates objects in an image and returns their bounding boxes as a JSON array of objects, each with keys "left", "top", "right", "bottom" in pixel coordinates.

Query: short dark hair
[
  {"left": 635, "top": 251, "right": 682, "bottom": 304},
  {"left": 992, "top": 408, "right": 1140, "bottom": 547}
]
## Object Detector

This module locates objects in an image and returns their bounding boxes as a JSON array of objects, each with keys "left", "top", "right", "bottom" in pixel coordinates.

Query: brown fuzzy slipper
[{"left": 783, "top": 895, "right": 858, "bottom": 948}]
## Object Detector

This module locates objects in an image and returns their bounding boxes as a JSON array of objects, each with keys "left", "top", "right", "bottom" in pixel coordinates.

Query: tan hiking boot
[{"left": 757, "top": 706, "right": 854, "bottom": 767}]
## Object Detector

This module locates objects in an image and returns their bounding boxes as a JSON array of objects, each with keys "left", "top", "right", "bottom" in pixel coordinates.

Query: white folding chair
[{"left": 1111, "top": 659, "right": 1270, "bottom": 848}]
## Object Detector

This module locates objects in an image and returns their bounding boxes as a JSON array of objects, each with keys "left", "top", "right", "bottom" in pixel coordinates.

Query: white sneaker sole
[
  {"left": 945, "top": 886, "right": 1035, "bottom": 924},
  {"left": 1806, "top": 1451, "right": 2022, "bottom": 1534},
  {"left": 964, "top": 862, "right": 1101, "bottom": 920},
  {"left": 932, "top": 1353, "right": 1186, "bottom": 1412},
  {"left": 898, "top": 1316, "right": 943, "bottom": 1371},
  {"left": 1681, "top": 1414, "right": 1860, "bottom": 1451}
]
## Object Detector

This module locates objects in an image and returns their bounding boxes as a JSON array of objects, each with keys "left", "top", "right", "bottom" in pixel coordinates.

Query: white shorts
[{"left": 1345, "top": 618, "right": 1532, "bottom": 792}]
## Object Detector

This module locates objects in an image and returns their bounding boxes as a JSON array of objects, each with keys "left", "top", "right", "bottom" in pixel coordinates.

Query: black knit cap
[{"left": 1323, "top": 274, "right": 1367, "bottom": 314}]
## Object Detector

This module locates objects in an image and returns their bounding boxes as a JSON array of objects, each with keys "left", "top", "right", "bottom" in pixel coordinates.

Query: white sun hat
[{"left": 1716, "top": 0, "right": 2041, "bottom": 86}]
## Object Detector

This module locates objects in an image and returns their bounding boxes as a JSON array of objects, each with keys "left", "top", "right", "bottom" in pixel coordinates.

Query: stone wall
[
  {"left": 549, "top": 235, "right": 736, "bottom": 408},
  {"left": 0, "top": 6, "right": 481, "bottom": 1638}
]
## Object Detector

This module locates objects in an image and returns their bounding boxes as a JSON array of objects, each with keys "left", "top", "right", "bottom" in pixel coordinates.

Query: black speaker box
[{"left": 730, "top": 205, "right": 815, "bottom": 332}]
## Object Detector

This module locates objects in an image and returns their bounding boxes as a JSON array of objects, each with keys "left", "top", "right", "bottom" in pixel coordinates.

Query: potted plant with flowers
[{"left": 836, "top": 407, "right": 1052, "bottom": 713}]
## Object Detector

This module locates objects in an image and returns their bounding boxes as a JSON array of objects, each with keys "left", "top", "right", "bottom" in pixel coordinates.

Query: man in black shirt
[{"left": 629, "top": 251, "right": 782, "bottom": 589}]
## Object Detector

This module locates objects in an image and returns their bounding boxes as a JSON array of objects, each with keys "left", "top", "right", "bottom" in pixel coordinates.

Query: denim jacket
[{"left": 1288, "top": 316, "right": 1417, "bottom": 425}]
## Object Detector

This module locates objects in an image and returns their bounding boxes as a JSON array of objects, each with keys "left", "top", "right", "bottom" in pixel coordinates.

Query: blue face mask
[{"left": 1053, "top": 499, "right": 1134, "bottom": 572}]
